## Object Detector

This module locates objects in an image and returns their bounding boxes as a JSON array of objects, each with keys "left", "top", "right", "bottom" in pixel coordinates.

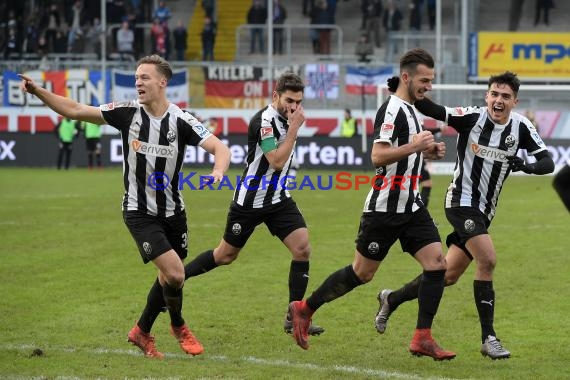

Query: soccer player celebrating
[
  {"left": 374, "top": 71, "right": 554, "bottom": 360},
  {"left": 19, "top": 55, "right": 231, "bottom": 358},
  {"left": 288, "top": 48, "right": 455, "bottom": 360},
  {"left": 182, "top": 72, "right": 324, "bottom": 336}
]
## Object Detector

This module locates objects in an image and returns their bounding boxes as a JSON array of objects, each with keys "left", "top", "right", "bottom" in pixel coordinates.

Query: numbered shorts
[
  {"left": 355, "top": 207, "right": 441, "bottom": 261},
  {"left": 123, "top": 210, "right": 188, "bottom": 264},
  {"left": 444, "top": 206, "right": 491, "bottom": 259},
  {"left": 223, "top": 198, "right": 307, "bottom": 248}
]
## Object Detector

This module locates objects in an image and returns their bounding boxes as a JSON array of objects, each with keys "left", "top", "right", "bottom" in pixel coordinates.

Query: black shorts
[
  {"left": 445, "top": 207, "right": 491, "bottom": 259},
  {"left": 223, "top": 198, "right": 307, "bottom": 248},
  {"left": 123, "top": 210, "right": 188, "bottom": 264},
  {"left": 86, "top": 138, "right": 101, "bottom": 152},
  {"left": 355, "top": 206, "right": 440, "bottom": 261}
]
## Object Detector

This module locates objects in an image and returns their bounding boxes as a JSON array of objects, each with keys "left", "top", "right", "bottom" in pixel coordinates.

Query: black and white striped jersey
[
  {"left": 233, "top": 105, "right": 294, "bottom": 208},
  {"left": 364, "top": 95, "right": 424, "bottom": 214},
  {"left": 100, "top": 100, "right": 212, "bottom": 217},
  {"left": 440, "top": 106, "right": 546, "bottom": 220}
]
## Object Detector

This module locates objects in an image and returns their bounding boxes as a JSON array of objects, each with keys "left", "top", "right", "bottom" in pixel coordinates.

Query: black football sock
[
  {"left": 416, "top": 270, "right": 445, "bottom": 329},
  {"left": 137, "top": 278, "right": 165, "bottom": 333},
  {"left": 421, "top": 186, "right": 432, "bottom": 208},
  {"left": 163, "top": 283, "right": 185, "bottom": 328},
  {"left": 184, "top": 249, "right": 217, "bottom": 279},
  {"left": 306, "top": 265, "right": 363, "bottom": 312},
  {"left": 289, "top": 260, "right": 310, "bottom": 302},
  {"left": 387, "top": 273, "right": 422, "bottom": 312},
  {"left": 474, "top": 280, "right": 496, "bottom": 342}
]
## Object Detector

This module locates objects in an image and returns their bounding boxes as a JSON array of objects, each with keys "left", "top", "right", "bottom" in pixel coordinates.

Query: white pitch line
[{"left": 1, "top": 344, "right": 468, "bottom": 380}]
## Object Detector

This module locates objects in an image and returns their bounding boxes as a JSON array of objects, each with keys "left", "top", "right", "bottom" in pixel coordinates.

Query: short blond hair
[{"left": 137, "top": 55, "right": 173, "bottom": 81}]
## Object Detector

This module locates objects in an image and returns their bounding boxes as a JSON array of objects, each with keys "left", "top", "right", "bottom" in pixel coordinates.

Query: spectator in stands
[
  {"left": 107, "top": 0, "right": 128, "bottom": 24},
  {"left": 534, "top": 0, "right": 554, "bottom": 26},
  {"left": 272, "top": 0, "right": 287, "bottom": 55},
  {"left": 86, "top": 17, "right": 104, "bottom": 59},
  {"left": 303, "top": 0, "right": 315, "bottom": 16},
  {"left": 41, "top": 4, "right": 61, "bottom": 52},
  {"left": 2, "top": 27, "right": 20, "bottom": 60},
  {"left": 326, "top": 0, "right": 338, "bottom": 24},
  {"left": 365, "top": 0, "right": 383, "bottom": 48},
  {"left": 150, "top": 18, "right": 166, "bottom": 56},
  {"left": 409, "top": 0, "right": 422, "bottom": 47},
  {"left": 54, "top": 30, "right": 68, "bottom": 54},
  {"left": 24, "top": 17, "right": 40, "bottom": 55},
  {"left": 117, "top": 20, "right": 135, "bottom": 60},
  {"left": 67, "top": 0, "right": 84, "bottom": 53},
  {"left": 310, "top": 0, "right": 333, "bottom": 55},
  {"left": 37, "top": 35, "right": 48, "bottom": 57},
  {"left": 201, "top": 16, "right": 216, "bottom": 61},
  {"left": 355, "top": 32, "right": 373, "bottom": 63},
  {"left": 173, "top": 20, "right": 188, "bottom": 61},
  {"left": 153, "top": 0, "right": 172, "bottom": 24},
  {"left": 426, "top": 0, "right": 435, "bottom": 30},
  {"left": 202, "top": 0, "right": 216, "bottom": 20},
  {"left": 508, "top": 0, "right": 525, "bottom": 31},
  {"left": 360, "top": 0, "right": 370, "bottom": 29},
  {"left": 247, "top": 0, "right": 267, "bottom": 54},
  {"left": 383, "top": 0, "right": 403, "bottom": 60}
]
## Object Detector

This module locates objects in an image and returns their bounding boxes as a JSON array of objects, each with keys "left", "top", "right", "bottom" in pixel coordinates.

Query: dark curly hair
[{"left": 489, "top": 71, "right": 520, "bottom": 97}]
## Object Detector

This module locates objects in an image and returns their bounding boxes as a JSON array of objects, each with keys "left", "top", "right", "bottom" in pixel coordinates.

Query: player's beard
[
  {"left": 275, "top": 103, "right": 287, "bottom": 118},
  {"left": 408, "top": 82, "right": 422, "bottom": 103}
]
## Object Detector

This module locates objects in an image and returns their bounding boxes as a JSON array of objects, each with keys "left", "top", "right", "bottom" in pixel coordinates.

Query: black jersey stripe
[
  {"left": 154, "top": 114, "right": 171, "bottom": 218},
  {"left": 135, "top": 110, "right": 151, "bottom": 212}
]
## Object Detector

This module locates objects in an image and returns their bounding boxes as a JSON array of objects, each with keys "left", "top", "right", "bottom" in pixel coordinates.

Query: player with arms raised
[{"left": 19, "top": 55, "right": 231, "bottom": 359}]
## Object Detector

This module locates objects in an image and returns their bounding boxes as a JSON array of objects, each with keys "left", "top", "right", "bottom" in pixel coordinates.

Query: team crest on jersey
[
  {"left": 464, "top": 219, "right": 475, "bottom": 233},
  {"left": 232, "top": 223, "right": 242, "bottom": 235},
  {"left": 142, "top": 242, "right": 152, "bottom": 256},
  {"left": 368, "top": 242, "right": 380, "bottom": 255},
  {"left": 167, "top": 130, "right": 176, "bottom": 143},
  {"left": 380, "top": 123, "right": 394, "bottom": 139},
  {"left": 504, "top": 134, "right": 516, "bottom": 148}
]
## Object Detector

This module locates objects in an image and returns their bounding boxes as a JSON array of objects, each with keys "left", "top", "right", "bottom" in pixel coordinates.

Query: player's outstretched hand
[{"left": 18, "top": 74, "right": 38, "bottom": 95}]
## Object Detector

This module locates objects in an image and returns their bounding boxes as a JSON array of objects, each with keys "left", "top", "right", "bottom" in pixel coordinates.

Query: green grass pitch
[{"left": 0, "top": 167, "right": 569, "bottom": 379}]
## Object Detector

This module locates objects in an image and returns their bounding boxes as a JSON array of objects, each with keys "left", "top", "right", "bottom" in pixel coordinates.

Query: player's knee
[
  {"left": 214, "top": 247, "right": 240, "bottom": 265},
  {"left": 292, "top": 244, "right": 311, "bottom": 261},
  {"left": 165, "top": 271, "right": 185, "bottom": 288},
  {"left": 444, "top": 271, "right": 460, "bottom": 286},
  {"left": 477, "top": 256, "right": 496, "bottom": 274}
]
